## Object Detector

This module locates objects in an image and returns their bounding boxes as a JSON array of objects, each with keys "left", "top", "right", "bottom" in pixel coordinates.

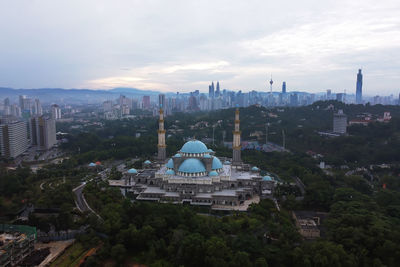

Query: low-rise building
[
  {"left": 0, "top": 224, "right": 36, "bottom": 267},
  {"left": 292, "top": 211, "right": 328, "bottom": 239}
]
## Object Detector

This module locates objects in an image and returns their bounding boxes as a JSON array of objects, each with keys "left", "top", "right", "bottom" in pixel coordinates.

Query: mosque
[{"left": 119, "top": 107, "right": 276, "bottom": 209}]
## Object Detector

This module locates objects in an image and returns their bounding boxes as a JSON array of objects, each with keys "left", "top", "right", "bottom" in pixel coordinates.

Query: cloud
[{"left": 0, "top": 0, "right": 399, "bottom": 95}]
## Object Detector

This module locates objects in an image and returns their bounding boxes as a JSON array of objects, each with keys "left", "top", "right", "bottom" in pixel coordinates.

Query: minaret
[
  {"left": 232, "top": 108, "right": 242, "bottom": 165},
  {"left": 157, "top": 105, "right": 166, "bottom": 162}
]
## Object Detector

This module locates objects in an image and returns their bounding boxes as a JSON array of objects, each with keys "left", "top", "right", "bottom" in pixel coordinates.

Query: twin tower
[{"left": 157, "top": 108, "right": 242, "bottom": 165}]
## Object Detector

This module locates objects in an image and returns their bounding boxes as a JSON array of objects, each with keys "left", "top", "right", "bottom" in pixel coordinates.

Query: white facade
[
  {"left": 0, "top": 121, "right": 29, "bottom": 158},
  {"left": 34, "top": 99, "right": 43, "bottom": 115},
  {"left": 333, "top": 110, "right": 347, "bottom": 134},
  {"left": 51, "top": 105, "right": 62, "bottom": 120}
]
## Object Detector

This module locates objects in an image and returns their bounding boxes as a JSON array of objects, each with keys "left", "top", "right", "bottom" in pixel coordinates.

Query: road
[
  {"left": 73, "top": 182, "right": 102, "bottom": 220},
  {"left": 73, "top": 183, "right": 88, "bottom": 212}
]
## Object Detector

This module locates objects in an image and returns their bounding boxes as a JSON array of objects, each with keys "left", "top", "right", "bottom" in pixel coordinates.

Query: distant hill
[
  {"left": 0, "top": 87, "right": 161, "bottom": 104},
  {"left": 109, "top": 87, "right": 159, "bottom": 95}
]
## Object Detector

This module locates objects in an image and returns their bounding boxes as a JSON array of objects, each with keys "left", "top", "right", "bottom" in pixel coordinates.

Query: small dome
[
  {"left": 88, "top": 162, "right": 96, "bottom": 167},
  {"left": 251, "top": 166, "right": 259, "bottom": 171},
  {"left": 178, "top": 158, "right": 206, "bottom": 173},
  {"left": 209, "top": 171, "right": 218, "bottom": 176},
  {"left": 224, "top": 160, "right": 231, "bottom": 165},
  {"left": 203, "top": 154, "right": 212, "bottom": 158},
  {"left": 166, "top": 158, "right": 174, "bottom": 169},
  {"left": 263, "top": 175, "right": 272, "bottom": 181},
  {"left": 128, "top": 168, "right": 138, "bottom": 174},
  {"left": 174, "top": 153, "right": 182, "bottom": 158},
  {"left": 144, "top": 160, "right": 151, "bottom": 164},
  {"left": 207, "top": 149, "right": 214, "bottom": 153},
  {"left": 212, "top": 157, "right": 223, "bottom": 170},
  {"left": 95, "top": 161, "right": 101, "bottom": 165},
  {"left": 180, "top": 140, "right": 208, "bottom": 154},
  {"left": 166, "top": 169, "right": 175, "bottom": 175}
]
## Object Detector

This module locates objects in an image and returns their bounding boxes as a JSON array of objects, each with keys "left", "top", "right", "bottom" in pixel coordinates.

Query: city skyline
[{"left": 0, "top": 0, "right": 400, "bottom": 94}]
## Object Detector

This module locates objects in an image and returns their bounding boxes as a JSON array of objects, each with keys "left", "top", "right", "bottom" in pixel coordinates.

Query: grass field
[{"left": 50, "top": 242, "right": 88, "bottom": 267}]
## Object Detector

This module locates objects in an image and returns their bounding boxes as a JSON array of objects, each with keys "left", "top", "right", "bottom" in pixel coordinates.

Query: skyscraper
[
  {"left": 327, "top": 90, "right": 332, "bottom": 100},
  {"left": 282, "top": 82, "right": 286, "bottom": 94},
  {"left": 333, "top": 110, "right": 347, "bottom": 134},
  {"left": 0, "top": 120, "right": 29, "bottom": 159},
  {"left": 30, "top": 116, "right": 56, "bottom": 150},
  {"left": 34, "top": 99, "right": 43, "bottom": 115},
  {"left": 290, "top": 93, "right": 298, "bottom": 106},
  {"left": 159, "top": 94, "right": 165, "bottom": 109},
  {"left": 215, "top": 81, "right": 220, "bottom": 97},
  {"left": 4, "top": 98, "right": 10, "bottom": 107},
  {"left": 142, "top": 96, "right": 151, "bottom": 109},
  {"left": 208, "top": 82, "right": 215, "bottom": 98},
  {"left": 356, "top": 69, "right": 363, "bottom": 104},
  {"left": 19, "top": 95, "right": 31, "bottom": 111},
  {"left": 336, "top": 93, "right": 344, "bottom": 102},
  {"left": 51, "top": 104, "right": 61, "bottom": 120}
]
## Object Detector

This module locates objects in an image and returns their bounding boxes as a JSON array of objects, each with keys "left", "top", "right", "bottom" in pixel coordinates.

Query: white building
[
  {"left": 333, "top": 109, "right": 347, "bottom": 134},
  {"left": 34, "top": 99, "right": 43, "bottom": 115},
  {"left": 0, "top": 120, "right": 29, "bottom": 159},
  {"left": 51, "top": 104, "right": 62, "bottom": 120},
  {"left": 30, "top": 116, "right": 57, "bottom": 150}
]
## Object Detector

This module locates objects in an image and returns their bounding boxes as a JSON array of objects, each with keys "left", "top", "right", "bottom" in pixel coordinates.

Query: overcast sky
[{"left": 0, "top": 0, "right": 399, "bottom": 95}]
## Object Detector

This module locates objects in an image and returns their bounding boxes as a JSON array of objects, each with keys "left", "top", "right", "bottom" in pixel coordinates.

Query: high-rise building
[
  {"left": 19, "top": 95, "right": 31, "bottom": 111},
  {"left": 215, "top": 81, "right": 220, "bottom": 97},
  {"left": 282, "top": 82, "right": 286, "bottom": 94},
  {"left": 188, "top": 95, "right": 199, "bottom": 111},
  {"left": 51, "top": 104, "right": 62, "bottom": 120},
  {"left": 3, "top": 98, "right": 11, "bottom": 116},
  {"left": 336, "top": 93, "right": 344, "bottom": 102},
  {"left": 19, "top": 95, "right": 26, "bottom": 109},
  {"left": 142, "top": 96, "right": 151, "bottom": 110},
  {"left": 208, "top": 82, "right": 215, "bottom": 98},
  {"left": 327, "top": 90, "right": 332, "bottom": 100},
  {"left": 102, "top": 100, "right": 113, "bottom": 111},
  {"left": 159, "top": 94, "right": 166, "bottom": 108},
  {"left": 11, "top": 104, "right": 21, "bottom": 117},
  {"left": 4, "top": 98, "right": 10, "bottom": 107},
  {"left": 356, "top": 69, "right": 363, "bottom": 104},
  {"left": 0, "top": 120, "right": 29, "bottom": 159},
  {"left": 290, "top": 93, "right": 298, "bottom": 106},
  {"left": 333, "top": 109, "right": 347, "bottom": 134},
  {"left": 34, "top": 99, "right": 43, "bottom": 115},
  {"left": 30, "top": 116, "right": 56, "bottom": 150},
  {"left": 232, "top": 108, "right": 242, "bottom": 165}
]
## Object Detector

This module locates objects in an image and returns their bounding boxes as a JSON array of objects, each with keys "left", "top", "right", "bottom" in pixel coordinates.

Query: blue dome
[
  {"left": 224, "top": 160, "right": 231, "bottom": 165},
  {"left": 251, "top": 166, "right": 259, "bottom": 171},
  {"left": 166, "top": 169, "right": 175, "bottom": 175},
  {"left": 166, "top": 158, "right": 174, "bottom": 168},
  {"left": 204, "top": 154, "right": 212, "bottom": 158},
  {"left": 263, "top": 175, "right": 272, "bottom": 181},
  {"left": 128, "top": 168, "right": 138, "bottom": 174},
  {"left": 180, "top": 140, "right": 208, "bottom": 154},
  {"left": 144, "top": 160, "right": 151, "bottom": 164},
  {"left": 178, "top": 158, "right": 206, "bottom": 173},
  {"left": 207, "top": 149, "right": 214, "bottom": 153},
  {"left": 212, "top": 157, "right": 223, "bottom": 170},
  {"left": 88, "top": 162, "right": 96, "bottom": 167},
  {"left": 209, "top": 171, "right": 218, "bottom": 176},
  {"left": 174, "top": 153, "right": 182, "bottom": 158}
]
